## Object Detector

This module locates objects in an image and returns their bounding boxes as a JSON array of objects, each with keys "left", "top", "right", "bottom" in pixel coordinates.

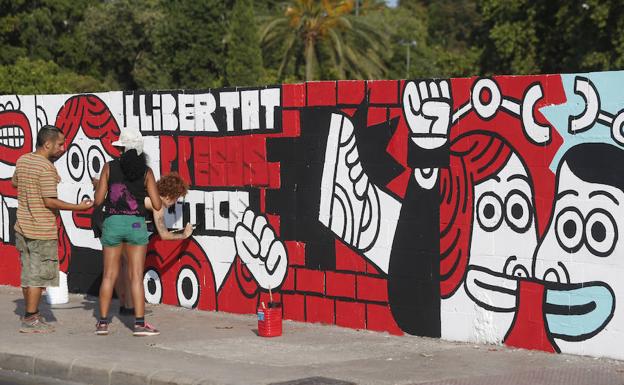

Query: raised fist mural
[{"left": 235, "top": 209, "right": 288, "bottom": 290}]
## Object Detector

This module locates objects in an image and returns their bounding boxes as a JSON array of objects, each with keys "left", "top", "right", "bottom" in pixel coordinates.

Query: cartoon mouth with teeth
[
  {"left": 0, "top": 110, "right": 32, "bottom": 179},
  {"left": 0, "top": 122, "right": 27, "bottom": 149}
]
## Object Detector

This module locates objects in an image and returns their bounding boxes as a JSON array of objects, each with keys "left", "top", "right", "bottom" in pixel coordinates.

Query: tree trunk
[{"left": 305, "top": 38, "right": 319, "bottom": 81}]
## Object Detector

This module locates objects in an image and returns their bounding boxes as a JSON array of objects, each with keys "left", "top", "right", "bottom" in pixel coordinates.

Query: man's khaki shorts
[{"left": 16, "top": 233, "right": 59, "bottom": 287}]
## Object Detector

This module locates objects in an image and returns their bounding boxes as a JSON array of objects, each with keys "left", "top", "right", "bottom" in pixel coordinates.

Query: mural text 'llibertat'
[{"left": 123, "top": 87, "right": 282, "bottom": 135}]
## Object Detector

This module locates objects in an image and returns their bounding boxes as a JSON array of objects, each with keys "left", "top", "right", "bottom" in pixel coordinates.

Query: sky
[{"left": 386, "top": 0, "right": 399, "bottom": 7}]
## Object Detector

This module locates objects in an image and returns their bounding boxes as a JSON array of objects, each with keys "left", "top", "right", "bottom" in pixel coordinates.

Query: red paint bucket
[{"left": 257, "top": 302, "right": 282, "bottom": 337}]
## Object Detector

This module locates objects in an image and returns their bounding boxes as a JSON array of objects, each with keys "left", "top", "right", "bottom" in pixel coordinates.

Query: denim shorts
[{"left": 101, "top": 215, "right": 149, "bottom": 247}]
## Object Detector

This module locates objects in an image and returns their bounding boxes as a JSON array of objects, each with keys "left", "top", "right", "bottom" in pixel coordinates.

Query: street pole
[
  {"left": 406, "top": 43, "right": 410, "bottom": 79},
  {"left": 400, "top": 40, "right": 416, "bottom": 79}
]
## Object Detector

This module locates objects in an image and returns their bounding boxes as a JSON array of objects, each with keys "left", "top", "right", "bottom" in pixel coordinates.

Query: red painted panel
[
  {"left": 306, "top": 296, "right": 335, "bottom": 324},
  {"left": 296, "top": 268, "right": 325, "bottom": 294},
  {"left": 281, "top": 109, "right": 301, "bottom": 137},
  {"left": 366, "top": 304, "right": 403, "bottom": 335},
  {"left": 368, "top": 80, "right": 399, "bottom": 104},
  {"left": 282, "top": 293, "right": 305, "bottom": 321},
  {"left": 356, "top": 275, "right": 388, "bottom": 303},
  {"left": 282, "top": 83, "right": 306, "bottom": 107},
  {"left": 325, "top": 271, "right": 356, "bottom": 299},
  {"left": 307, "top": 81, "right": 337, "bottom": 106},
  {"left": 335, "top": 240, "right": 367, "bottom": 273},
  {"left": 281, "top": 267, "right": 296, "bottom": 291},
  {"left": 335, "top": 300, "right": 366, "bottom": 329},
  {"left": 337, "top": 80, "right": 366, "bottom": 105},
  {"left": 285, "top": 241, "right": 305, "bottom": 266}
]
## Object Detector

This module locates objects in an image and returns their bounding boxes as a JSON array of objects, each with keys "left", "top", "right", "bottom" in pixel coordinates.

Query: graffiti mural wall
[{"left": 1, "top": 71, "right": 623, "bottom": 359}]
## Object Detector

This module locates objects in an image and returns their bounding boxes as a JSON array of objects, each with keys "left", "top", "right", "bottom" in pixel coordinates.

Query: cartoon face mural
[
  {"left": 531, "top": 143, "right": 620, "bottom": 356},
  {"left": 439, "top": 133, "right": 539, "bottom": 343},
  {"left": 56, "top": 127, "right": 112, "bottom": 249},
  {"left": 3, "top": 72, "right": 624, "bottom": 360},
  {"left": 470, "top": 152, "right": 537, "bottom": 276}
]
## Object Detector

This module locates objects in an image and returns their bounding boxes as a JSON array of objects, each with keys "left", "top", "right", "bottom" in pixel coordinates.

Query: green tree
[
  {"left": 225, "top": 0, "right": 265, "bottom": 86},
  {"left": 0, "top": 0, "right": 96, "bottom": 65},
  {"left": 261, "top": 0, "right": 389, "bottom": 81},
  {"left": 68, "top": 0, "right": 163, "bottom": 90},
  {"left": 476, "top": 0, "right": 540, "bottom": 74},
  {"left": 540, "top": 1, "right": 624, "bottom": 72},
  {"left": 422, "top": 0, "right": 481, "bottom": 77},
  {"left": 477, "top": 0, "right": 624, "bottom": 75},
  {"left": 136, "top": 0, "right": 231, "bottom": 89},
  {"left": 383, "top": 1, "right": 480, "bottom": 79},
  {"left": 0, "top": 57, "right": 108, "bottom": 94}
]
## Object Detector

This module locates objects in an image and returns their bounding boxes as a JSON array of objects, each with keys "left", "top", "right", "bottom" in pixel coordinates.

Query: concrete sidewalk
[{"left": 0, "top": 286, "right": 622, "bottom": 385}]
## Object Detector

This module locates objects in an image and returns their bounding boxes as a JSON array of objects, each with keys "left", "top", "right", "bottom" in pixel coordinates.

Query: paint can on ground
[
  {"left": 257, "top": 302, "right": 282, "bottom": 337},
  {"left": 45, "top": 271, "right": 69, "bottom": 305}
]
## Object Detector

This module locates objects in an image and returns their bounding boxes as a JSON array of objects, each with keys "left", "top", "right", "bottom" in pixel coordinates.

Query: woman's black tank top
[{"left": 104, "top": 159, "right": 147, "bottom": 217}]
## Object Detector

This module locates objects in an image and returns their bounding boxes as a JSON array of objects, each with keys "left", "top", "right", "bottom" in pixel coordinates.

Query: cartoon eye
[
  {"left": 555, "top": 207, "right": 584, "bottom": 253},
  {"left": 476, "top": 192, "right": 503, "bottom": 231},
  {"left": 66, "top": 144, "right": 85, "bottom": 182},
  {"left": 176, "top": 265, "right": 200, "bottom": 309},
  {"left": 504, "top": 190, "right": 533, "bottom": 233},
  {"left": 585, "top": 209, "right": 617, "bottom": 257},
  {"left": 143, "top": 268, "right": 162, "bottom": 304},
  {"left": 87, "top": 146, "right": 106, "bottom": 179}
]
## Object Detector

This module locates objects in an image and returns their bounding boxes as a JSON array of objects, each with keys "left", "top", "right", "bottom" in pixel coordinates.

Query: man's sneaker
[
  {"left": 20, "top": 313, "right": 54, "bottom": 334},
  {"left": 95, "top": 321, "right": 109, "bottom": 336},
  {"left": 133, "top": 322, "right": 160, "bottom": 337}
]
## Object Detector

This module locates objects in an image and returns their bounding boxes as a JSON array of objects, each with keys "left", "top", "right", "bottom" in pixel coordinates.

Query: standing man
[{"left": 12, "top": 125, "right": 93, "bottom": 333}]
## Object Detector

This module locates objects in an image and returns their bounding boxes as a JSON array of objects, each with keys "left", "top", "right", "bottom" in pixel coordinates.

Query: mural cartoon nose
[{"left": 503, "top": 255, "right": 531, "bottom": 278}]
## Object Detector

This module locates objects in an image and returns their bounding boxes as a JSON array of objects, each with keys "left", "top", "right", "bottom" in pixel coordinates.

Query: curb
[{"left": 0, "top": 351, "right": 220, "bottom": 385}]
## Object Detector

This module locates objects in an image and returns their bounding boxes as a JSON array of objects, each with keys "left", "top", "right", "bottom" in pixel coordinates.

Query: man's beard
[{"left": 49, "top": 152, "right": 63, "bottom": 162}]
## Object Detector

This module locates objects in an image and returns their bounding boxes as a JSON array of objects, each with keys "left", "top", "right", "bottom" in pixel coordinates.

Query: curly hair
[{"left": 157, "top": 172, "right": 189, "bottom": 199}]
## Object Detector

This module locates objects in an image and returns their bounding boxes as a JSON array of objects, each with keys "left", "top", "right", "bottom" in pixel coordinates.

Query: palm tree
[{"left": 261, "top": 0, "right": 389, "bottom": 81}]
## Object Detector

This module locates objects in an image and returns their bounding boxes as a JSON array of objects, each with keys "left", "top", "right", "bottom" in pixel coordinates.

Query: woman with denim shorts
[{"left": 93, "top": 127, "right": 162, "bottom": 336}]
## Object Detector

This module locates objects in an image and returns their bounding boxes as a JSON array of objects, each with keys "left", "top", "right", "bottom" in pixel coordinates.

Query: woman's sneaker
[
  {"left": 95, "top": 321, "right": 109, "bottom": 336},
  {"left": 20, "top": 313, "right": 54, "bottom": 333},
  {"left": 133, "top": 322, "right": 160, "bottom": 336}
]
